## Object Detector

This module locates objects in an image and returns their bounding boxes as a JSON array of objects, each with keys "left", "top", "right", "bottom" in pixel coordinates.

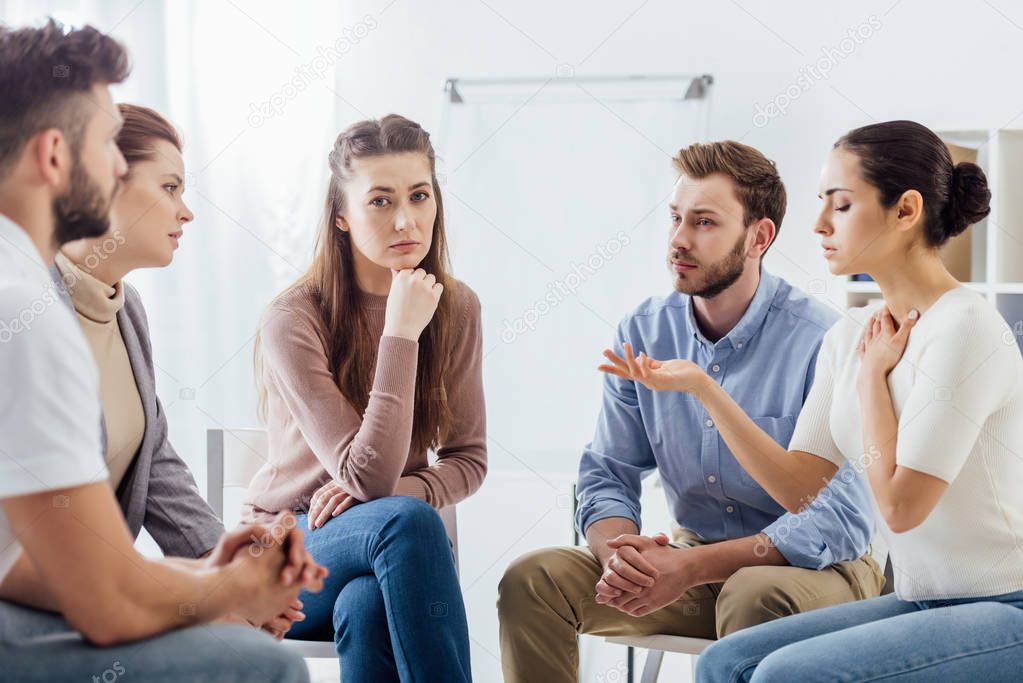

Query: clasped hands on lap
[
  {"left": 589, "top": 523, "right": 689, "bottom": 618},
  {"left": 207, "top": 512, "right": 329, "bottom": 638}
]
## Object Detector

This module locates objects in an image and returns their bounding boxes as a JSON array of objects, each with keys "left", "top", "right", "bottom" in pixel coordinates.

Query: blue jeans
[
  {"left": 286, "top": 496, "right": 470, "bottom": 683},
  {"left": 697, "top": 590, "right": 1023, "bottom": 682}
]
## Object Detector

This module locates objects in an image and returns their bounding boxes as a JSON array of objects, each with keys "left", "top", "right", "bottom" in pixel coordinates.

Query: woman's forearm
[
  {"left": 331, "top": 336, "right": 418, "bottom": 500},
  {"left": 857, "top": 373, "right": 909, "bottom": 525},
  {"left": 681, "top": 533, "right": 787, "bottom": 586},
  {"left": 695, "top": 374, "right": 838, "bottom": 512}
]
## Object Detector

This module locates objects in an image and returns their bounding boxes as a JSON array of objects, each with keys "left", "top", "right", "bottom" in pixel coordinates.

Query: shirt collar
[
  {"left": 684, "top": 269, "right": 782, "bottom": 350},
  {"left": 0, "top": 212, "right": 51, "bottom": 285}
]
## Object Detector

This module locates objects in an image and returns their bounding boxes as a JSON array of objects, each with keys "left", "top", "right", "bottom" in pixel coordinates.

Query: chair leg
[
  {"left": 639, "top": 649, "right": 664, "bottom": 683},
  {"left": 690, "top": 653, "right": 699, "bottom": 683}
]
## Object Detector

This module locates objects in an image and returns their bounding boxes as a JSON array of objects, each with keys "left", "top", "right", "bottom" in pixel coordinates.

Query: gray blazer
[
  {"left": 113, "top": 283, "right": 225, "bottom": 557},
  {"left": 52, "top": 267, "right": 224, "bottom": 558}
]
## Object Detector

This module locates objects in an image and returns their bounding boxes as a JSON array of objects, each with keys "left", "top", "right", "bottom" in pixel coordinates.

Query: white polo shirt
[{"left": 0, "top": 213, "right": 107, "bottom": 582}]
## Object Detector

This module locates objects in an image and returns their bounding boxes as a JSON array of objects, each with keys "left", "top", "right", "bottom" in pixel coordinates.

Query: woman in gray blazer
[
  {"left": 55, "top": 103, "right": 219, "bottom": 560},
  {"left": 0, "top": 103, "right": 301, "bottom": 641}
]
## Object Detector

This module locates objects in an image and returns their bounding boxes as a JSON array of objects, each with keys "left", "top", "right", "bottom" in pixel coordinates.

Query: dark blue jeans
[
  {"left": 697, "top": 589, "right": 1023, "bottom": 682},
  {"left": 286, "top": 496, "right": 470, "bottom": 683}
]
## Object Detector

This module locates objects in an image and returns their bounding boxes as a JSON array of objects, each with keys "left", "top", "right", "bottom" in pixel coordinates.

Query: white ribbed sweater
[{"left": 790, "top": 287, "right": 1023, "bottom": 600}]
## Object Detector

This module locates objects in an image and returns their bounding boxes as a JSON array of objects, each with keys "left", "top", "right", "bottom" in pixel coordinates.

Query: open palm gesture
[{"left": 599, "top": 342, "right": 707, "bottom": 394}]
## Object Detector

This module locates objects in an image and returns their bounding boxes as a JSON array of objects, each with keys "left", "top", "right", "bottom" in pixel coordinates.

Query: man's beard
[
  {"left": 52, "top": 155, "right": 117, "bottom": 246},
  {"left": 670, "top": 230, "right": 748, "bottom": 299}
]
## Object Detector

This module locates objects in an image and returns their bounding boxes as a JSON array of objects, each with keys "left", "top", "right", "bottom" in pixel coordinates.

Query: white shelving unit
[{"left": 842, "top": 129, "right": 1023, "bottom": 352}]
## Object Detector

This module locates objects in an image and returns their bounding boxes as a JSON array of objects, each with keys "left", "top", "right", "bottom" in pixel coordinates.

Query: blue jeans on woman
[
  {"left": 286, "top": 496, "right": 471, "bottom": 683},
  {"left": 697, "top": 589, "right": 1023, "bottom": 682}
]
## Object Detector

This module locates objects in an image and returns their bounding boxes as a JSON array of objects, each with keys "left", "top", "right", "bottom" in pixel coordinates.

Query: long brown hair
[{"left": 257, "top": 114, "right": 456, "bottom": 453}]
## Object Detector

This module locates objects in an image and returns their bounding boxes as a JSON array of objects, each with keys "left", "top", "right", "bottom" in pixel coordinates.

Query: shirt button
[
  {"left": 707, "top": 474, "right": 717, "bottom": 483},
  {"left": 705, "top": 418, "right": 714, "bottom": 428},
  {"left": 711, "top": 364, "right": 721, "bottom": 373},
  {"left": 726, "top": 505, "right": 734, "bottom": 513}
]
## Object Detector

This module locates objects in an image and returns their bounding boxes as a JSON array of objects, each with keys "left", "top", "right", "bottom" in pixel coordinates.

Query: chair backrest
[{"left": 206, "top": 428, "right": 459, "bottom": 572}]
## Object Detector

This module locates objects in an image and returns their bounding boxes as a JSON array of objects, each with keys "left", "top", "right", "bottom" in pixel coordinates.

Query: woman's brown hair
[
  {"left": 257, "top": 114, "right": 456, "bottom": 454},
  {"left": 115, "top": 103, "right": 182, "bottom": 170}
]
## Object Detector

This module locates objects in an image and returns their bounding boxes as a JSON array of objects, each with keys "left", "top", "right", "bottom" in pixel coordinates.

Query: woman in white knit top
[{"left": 602, "top": 120, "right": 1023, "bottom": 681}]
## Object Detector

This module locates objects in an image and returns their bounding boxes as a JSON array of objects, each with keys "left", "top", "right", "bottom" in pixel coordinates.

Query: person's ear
[
  {"left": 893, "top": 189, "right": 923, "bottom": 235},
  {"left": 748, "top": 217, "right": 776, "bottom": 258},
  {"left": 335, "top": 213, "right": 348, "bottom": 232},
  {"left": 32, "top": 128, "right": 68, "bottom": 188}
]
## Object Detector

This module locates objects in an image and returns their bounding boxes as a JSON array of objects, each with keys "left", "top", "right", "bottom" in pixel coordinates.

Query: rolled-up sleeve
[
  {"left": 575, "top": 324, "right": 656, "bottom": 536},
  {"left": 762, "top": 462, "right": 874, "bottom": 569},
  {"left": 766, "top": 326, "right": 874, "bottom": 569}
]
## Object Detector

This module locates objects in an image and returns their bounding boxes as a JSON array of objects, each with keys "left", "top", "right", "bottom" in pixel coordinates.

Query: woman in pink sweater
[{"left": 244, "top": 114, "right": 486, "bottom": 682}]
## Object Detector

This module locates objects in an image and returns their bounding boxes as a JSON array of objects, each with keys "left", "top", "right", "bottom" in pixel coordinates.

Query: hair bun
[{"left": 942, "top": 161, "right": 991, "bottom": 240}]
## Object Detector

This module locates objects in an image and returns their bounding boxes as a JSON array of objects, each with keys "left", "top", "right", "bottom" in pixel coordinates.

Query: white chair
[
  {"left": 605, "top": 634, "right": 712, "bottom": 683},
  {"left": 206, "top": 427, "right": 460, "bottom": 661}
]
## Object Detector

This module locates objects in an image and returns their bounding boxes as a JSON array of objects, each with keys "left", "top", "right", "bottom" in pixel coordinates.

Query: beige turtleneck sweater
[{"left": 55, "top": 252, "right": 145, "bottom": 490}]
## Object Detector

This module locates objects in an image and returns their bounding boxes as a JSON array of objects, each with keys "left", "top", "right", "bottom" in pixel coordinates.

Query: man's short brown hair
[
  {"left": 672, "top": 140, "right": 786, "bottom": 252},
  {"left": 0, "top": 18, "right": 130, "bottom": 176}
]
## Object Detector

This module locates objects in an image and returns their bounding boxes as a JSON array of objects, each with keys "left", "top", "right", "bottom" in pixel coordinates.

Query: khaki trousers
[{"left": 497, "top": 530, "right": 884, "bottom": 683}]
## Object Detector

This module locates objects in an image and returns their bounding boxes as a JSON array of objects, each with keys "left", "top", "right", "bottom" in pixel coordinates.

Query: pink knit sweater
[{"left": 243, "top": 281, "right": 487, "bottom": 522}]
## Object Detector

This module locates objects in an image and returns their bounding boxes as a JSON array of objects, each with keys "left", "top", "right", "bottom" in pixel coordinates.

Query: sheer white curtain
[{"left": 0, "top": 0, "right": 343, "bottom": 502}]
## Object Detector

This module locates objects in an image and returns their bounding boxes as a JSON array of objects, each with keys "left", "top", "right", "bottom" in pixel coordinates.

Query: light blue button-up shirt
[{"left": 576, "top": 270, "right": 874, "bottom": 569}]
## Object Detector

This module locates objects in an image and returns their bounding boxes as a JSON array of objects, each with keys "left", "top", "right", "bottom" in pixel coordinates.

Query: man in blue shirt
[{"left": 498, "top": 141, "right": 883, "bottom": 683}]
